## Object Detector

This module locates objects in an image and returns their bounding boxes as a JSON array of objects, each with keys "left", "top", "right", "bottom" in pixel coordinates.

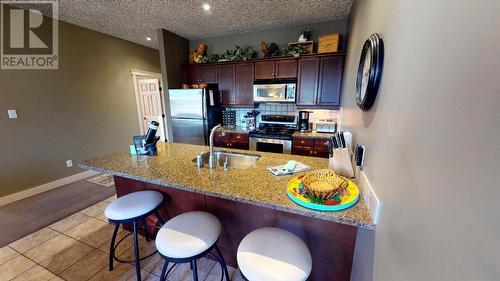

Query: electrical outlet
[
  {"left": 7, "top": 109, "right": 17, "bottom": 119},
  {"left": 66, "top": 160, "right": 73, "bottom": 168},
  {"left": 356, "top": 170, "right": 381, "bottom": 224}
]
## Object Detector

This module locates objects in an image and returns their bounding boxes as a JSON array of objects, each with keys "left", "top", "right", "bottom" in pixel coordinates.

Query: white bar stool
[
  {"left": 105, "top": 190, "right": 165, "bottom": 281},
  {"left": 237, "top": 227, "right": 312, "bottom": 281},
  {"left": 155, "top": 211, "right": 230, "bottom": 281}
]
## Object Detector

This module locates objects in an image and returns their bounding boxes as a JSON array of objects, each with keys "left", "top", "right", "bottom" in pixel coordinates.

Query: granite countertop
[
  {"left": 293, "top": 131, "right": 336, "bottom": 139},
  {"left": 80, "top": 142, "right": 374, "bottom": 229}
]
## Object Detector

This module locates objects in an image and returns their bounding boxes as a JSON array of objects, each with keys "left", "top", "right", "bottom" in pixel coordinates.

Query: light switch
[{"left": 7, "top": 109, "right": 17, "bottom": 119}]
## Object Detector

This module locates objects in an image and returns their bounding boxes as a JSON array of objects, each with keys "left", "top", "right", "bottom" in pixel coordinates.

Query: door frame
[{"left": 130, "top": 69, "right": 166, "bottom": 141}]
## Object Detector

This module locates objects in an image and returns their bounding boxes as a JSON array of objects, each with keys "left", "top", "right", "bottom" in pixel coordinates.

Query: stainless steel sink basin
[{"left": 194, "top": 151, "right": 260, "bottom": 169}]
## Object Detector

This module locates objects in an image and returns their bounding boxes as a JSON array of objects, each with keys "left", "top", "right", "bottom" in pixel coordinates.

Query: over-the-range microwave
[{"left": 253, "top": 82, "right": 296, "bottom": 103}]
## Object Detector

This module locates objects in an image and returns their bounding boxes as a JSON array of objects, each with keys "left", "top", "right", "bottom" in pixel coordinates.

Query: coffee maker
[{"left": 298, "top": 111, "right": 312, "bottom": 132}]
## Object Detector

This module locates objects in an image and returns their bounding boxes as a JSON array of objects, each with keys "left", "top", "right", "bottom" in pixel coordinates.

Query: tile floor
[{"left": 1, "top": 195, "right": 245, "bottom": 281}]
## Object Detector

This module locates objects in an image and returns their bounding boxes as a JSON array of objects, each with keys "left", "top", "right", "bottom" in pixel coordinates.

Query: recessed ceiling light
[
  {"left": 146, "top": 37, "right": 152, "bottom": 41},
  {"left": 202, "top": 3, "right": 210, "bottom": 11}
]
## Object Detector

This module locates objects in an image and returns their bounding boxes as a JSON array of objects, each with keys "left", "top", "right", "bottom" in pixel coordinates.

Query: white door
[{"left": 137, "top": 78, "right": 166, "bottom": 141}]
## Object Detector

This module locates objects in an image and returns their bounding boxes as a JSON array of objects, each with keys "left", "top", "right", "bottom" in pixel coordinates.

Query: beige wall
[
  {"left": 0, "top": 20, "right": 160, "bottom": 197},
  {"left": 342, "top": 0, "right": 500, "bottom": 280}
]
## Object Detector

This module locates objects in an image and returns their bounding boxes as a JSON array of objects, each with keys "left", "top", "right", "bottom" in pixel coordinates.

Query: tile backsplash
[{"left": 225, "top": 103, "right": 338, "bottom": 128}]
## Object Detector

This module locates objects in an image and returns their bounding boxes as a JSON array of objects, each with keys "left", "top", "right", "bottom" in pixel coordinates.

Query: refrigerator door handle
[
  {"left": 202, "top": 89, "right": 209, "bottom": 145},
  {"left": 202, "top": 89, "right": 207, "bottom": 119},
  {"left": 203, "top": 119, "right": 209, "bottom": 145}
]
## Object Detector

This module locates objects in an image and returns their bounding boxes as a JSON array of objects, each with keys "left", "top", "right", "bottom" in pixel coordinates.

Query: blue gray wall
[{"left": 189, "top": 19, "right": 348, "bottom": 57}]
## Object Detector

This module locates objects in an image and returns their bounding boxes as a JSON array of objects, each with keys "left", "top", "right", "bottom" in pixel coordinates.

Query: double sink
[{"left": 194, "top": 151, "right": 261, "bottom": 169}]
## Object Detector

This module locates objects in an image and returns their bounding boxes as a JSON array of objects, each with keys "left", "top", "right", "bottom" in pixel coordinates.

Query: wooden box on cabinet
[{"left": 318, "top": 33, "right": 341, "bottom": 53}]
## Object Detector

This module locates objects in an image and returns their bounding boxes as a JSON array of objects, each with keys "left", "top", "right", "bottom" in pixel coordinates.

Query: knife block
[{"left": 328, "top": 148, "right": 354, "bottom": 178}]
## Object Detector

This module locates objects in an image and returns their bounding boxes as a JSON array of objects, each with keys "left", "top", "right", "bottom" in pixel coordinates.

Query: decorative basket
[{"left": 301, "top": 169, "right": 348, "bottom": 200}]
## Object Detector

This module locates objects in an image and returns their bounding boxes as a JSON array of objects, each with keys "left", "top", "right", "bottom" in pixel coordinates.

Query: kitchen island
[{"left": 80, "top": 142, "right": 374, "bottom": 281}]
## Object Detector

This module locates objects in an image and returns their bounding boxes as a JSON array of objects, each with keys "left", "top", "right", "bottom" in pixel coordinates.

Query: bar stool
[
  {"left": 105, "top": 190, "right": 165, "bottom": 281},
  {"left": 237, "top": 227, "right": 312, "bottom": 281},
  {"left": 155, "top": 211, "right": 230, "bottom": 281}
]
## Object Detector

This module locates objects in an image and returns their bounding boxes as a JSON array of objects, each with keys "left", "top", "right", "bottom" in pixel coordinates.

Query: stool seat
[
  {"left": 237, "top": 227, "right": 312, "bottom": 281},
  {"left": 155, "top": 211, "right": 221, "bottom": 259},
  {"left": 104, "top": 190, "right": 163, "bottom": 221}
]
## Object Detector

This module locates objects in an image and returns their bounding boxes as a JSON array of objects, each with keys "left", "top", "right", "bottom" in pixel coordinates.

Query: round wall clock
[{"left": 356, "top": 33, "right": 384, "bottom": 111}]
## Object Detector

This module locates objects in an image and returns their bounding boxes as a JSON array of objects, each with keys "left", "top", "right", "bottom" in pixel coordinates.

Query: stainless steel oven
[{"left": 249, "top": 137, "right": 292, "bottom": 154}]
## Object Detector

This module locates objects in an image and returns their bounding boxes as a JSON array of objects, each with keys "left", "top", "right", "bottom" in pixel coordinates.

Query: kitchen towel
[{"left": 267, "top": 161, "right": 311, "bottom": 176}]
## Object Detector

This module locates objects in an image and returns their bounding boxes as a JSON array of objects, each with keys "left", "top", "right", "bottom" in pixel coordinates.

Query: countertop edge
[{"left": 80, "top": 164, "right": 376, "bottom": 230}]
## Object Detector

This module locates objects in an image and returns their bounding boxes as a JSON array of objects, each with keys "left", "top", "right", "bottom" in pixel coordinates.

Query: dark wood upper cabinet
[
  {"left": 254, "top": 61, "right": 275, "bottom": 80},
  {"left": 184, "top": 65, "right": 217, "bottom": 83},
  {"left": 296, "top": 54, "right": 344, "bottom": 108},
  {"left": 217, "top": 64, "right": 236, "bottom": 106},
  {"left": 255, "top": 59, "right": 297, "bottom": 80},
  {"left": 317, "top": 56, "right": 344, "bottom": 106},
  {"left": 183, "top": 53, "right": 344, "bottom": 108},
  {"left": 184, "top": 66, "right": 199, "bottom": 83},
  {"left": 235, "top": 63, "right": 254, "bottom": 106},
  {"left": 275, "top": 59, "right": 297, "bottom": 79},
  {"left": 199, "top": 65, "right": 218, "bottom": 83},
  {"left": 296, "top": 57, "right": 320, "bottom": 106}
]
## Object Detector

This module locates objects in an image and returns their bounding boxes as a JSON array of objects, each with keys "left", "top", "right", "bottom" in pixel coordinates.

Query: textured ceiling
[{"left": 26, "top": 0, "right": 353, "bottom": 49}]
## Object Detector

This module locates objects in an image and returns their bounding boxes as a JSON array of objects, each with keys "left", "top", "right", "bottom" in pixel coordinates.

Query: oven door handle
[{"left": 249, "top": 137, "right": 292, "bottom": 154}]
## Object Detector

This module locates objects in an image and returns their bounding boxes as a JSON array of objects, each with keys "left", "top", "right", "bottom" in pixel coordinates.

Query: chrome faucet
[{"left": 208, "top": 124, "right": 222, "bottom": 169}]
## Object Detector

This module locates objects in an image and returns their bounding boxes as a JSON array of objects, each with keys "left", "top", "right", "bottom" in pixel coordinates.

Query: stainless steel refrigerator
[{"left": 168, "top": 87, "right": 221, "bottom": 145}]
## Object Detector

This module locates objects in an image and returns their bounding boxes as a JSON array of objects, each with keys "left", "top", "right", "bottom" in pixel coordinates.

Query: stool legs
[
  {"left": 191, "top": 259, "right": 199, "bottom": 281},
  {"left": 214, "top": 245, "right": 230, "bottom": 281},
  {"left": 108, "top": 223, "right": 120, "bottom": 271},
  {"left": 159, "top": 260, "right": 169, "bottom": 281},
  {"left": 142, "top": 219, "right": 150, "bottom": 242},
  {"left": 132, "top": 221, "right": 141, "bottom": 281}
]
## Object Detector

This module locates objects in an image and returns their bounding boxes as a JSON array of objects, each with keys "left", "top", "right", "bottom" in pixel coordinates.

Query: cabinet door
[
  {"left": 313, "top": 138, "right": 331, "bottom": 158},
  {"left": 318, "top": 56, "right": 344, "bottom": 106},
  {"left": 199, "top": 65, "right": 218, "bottom": 83},
  {"left": 275, "top": 59, "right": 297, "bottom": 79},
  {"left": 296, "top": 57, "right": 320, "bottom": 106},
  {"left": 235, "top": 63, "right": 254, "bottom": 105},
  {"left": 254, "top": 61, "right": 275, "bottom": 80},
  {"left": 184, "top": 66, "right": 200, "bottom": 83},
  {"left": 292, "top": 146, "right": 314, "bottom": 157},
  {"left": 217, "top": 64, "right": 236, "bottom": 106}
]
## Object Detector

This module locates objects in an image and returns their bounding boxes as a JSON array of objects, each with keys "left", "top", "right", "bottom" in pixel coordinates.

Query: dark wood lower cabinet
[
  {"left": 114, "top": 176, "right": 357, "bottom": 281},
  {"left": 214, "top": 132, "right": 249, "bottom": 150},
  {"left": 292, "top": 137, "right": 331, "bottom": 158}
]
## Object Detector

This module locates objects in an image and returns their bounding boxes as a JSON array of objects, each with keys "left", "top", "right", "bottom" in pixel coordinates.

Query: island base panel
[{"left": 113, "top": 176, "right": 357, "bottom": 281}]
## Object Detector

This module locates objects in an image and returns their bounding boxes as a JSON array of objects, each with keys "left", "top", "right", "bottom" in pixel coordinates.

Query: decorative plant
[
  {"left": 221, "top": 45, "right": 257, "bottom": 61},
  {"left": 271, "top": 44, "right": 307, "bottom": 57}
]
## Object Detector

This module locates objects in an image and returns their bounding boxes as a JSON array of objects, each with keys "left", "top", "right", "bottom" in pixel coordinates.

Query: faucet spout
[{"left": 208, "top": 124, "right": 222, "bottom": 169}]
